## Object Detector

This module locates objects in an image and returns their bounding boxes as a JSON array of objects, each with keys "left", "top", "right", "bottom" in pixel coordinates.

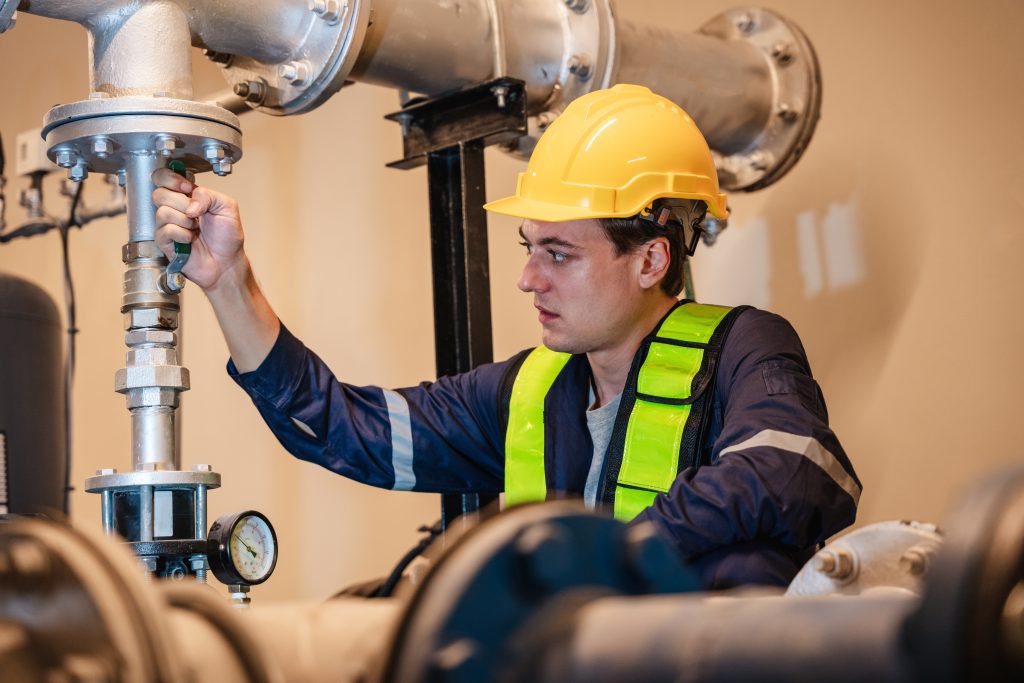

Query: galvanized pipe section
[
  {"left": 350, "top": 0, "right": 497, "bottom": 95},
  {"left": 614, "top": 20, "right": 773, "bottom": 157},
  {"left": 130, "top": 407, "right": 177, "bottom": 470},
  {"left": 124, "top": 153, "right": 161, "bottom": 243},
  {"left": 545, "top": 594, "right": 917, "bottom": 683},
  {"left": 87, "top": 1, "right": 194, "bottom": 98}
]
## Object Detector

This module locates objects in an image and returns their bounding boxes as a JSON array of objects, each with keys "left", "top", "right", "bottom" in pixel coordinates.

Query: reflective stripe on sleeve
[
  {"left": 382, "top": 389, "right": 416, "bottom": 491},
  {"left": 718, "top": 429, "right": 862, "bottom": 505}
]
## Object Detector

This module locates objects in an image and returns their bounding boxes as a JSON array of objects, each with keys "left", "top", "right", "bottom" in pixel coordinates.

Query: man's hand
[{"left": 151, "top": 167, "right": 246, "bottom": 291}]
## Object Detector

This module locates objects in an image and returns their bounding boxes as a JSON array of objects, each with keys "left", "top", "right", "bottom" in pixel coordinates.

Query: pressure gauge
[{"left": 207, "top": 510, "right": 278, "bottom": 586}]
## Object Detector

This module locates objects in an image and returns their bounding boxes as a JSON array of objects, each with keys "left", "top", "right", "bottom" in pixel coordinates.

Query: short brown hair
[{"left": 598, "top": 198, "right": 706, "bottom": 297}]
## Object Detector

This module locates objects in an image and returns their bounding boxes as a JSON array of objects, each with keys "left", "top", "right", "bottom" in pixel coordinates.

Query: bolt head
[
  {"left": 814, "top": 548, "right": 856, "bottom": 581},
  {"left": 204, "top": 145, "right": 227, "bottom": 161},
  {"left": 213, "top": 159, "right": 233, "bottom": 176},
  {"left": 279, "top": 61, "right": 310, "bottom": 86},
  {"left": 68, "top": 163, "right": 88, "bottom": 183},
  {"left": 772, "top": 42, "right": 794, "bottom": 65},
  {"left": 191, "top": 463, "right": 213, "bottom": 472},
  {"left": 568, "top": 55, "right": 593, "bottom": 80},
  {"left": 735, "top": 13, "right": 756, "bottom": 33},
  {"left": 54, "top": 149, "right": 75, "bottom": 168},
  {"left": 777, "top": 104, "right": 799, "bottom": 123},
  {"left": 155, "top": 135, "right": 178, "bottom": 157},
  {"left": 96, "top": 468, "right": 117, "bottom": 475},
  {"left": 92, "top": 137, "right": 112, "bottom": 157}
]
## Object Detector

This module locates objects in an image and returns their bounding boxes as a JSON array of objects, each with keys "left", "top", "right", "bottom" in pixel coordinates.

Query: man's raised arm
[{"left": 151, "top": 167, "right": 279, "bottom": 372}]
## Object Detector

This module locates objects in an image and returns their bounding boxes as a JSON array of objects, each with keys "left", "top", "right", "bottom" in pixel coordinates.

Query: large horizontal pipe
[{"left": 7, "top": 0, "right": 820, "bottom": 190}]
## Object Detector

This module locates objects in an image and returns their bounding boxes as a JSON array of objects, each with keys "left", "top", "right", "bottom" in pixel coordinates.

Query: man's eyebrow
[{"left": 518, "top": 225, "right": 580, "bottom": 249}]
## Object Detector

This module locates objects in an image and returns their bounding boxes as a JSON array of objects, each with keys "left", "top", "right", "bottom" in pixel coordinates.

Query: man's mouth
[{"left": 536, "top": 304, "right": 559, "bottom": 324}]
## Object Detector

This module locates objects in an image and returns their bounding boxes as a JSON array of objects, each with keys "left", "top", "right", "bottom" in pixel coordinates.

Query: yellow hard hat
[{"left": 484, "top": 84, "right": 727, "bottom": 221}]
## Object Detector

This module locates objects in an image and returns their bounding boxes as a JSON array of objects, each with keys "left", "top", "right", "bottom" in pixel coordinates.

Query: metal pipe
[
  {"left": 614, "top": 20, "right": 773, "bottom": 156},
  {"left": 101, "top": 491, "right": 114, "bottom": 534},
  {"left": 131, "top": 407, "right": 176, "bottom": 471},
  {"left": 545, "top": 594, "right": 917, "bottom": 683},
  {"left": 87, "top": 1, "right": 194, "bottom": 98},
  {"left": 124, "top": 153, "right": 161, "bottom": 243},
  {"left": 139, "top": 484, "right": 154, "bottom": 542}
]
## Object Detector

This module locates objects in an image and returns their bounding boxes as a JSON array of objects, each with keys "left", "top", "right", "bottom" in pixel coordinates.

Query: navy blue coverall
[{"left": 229, "top": 307, "right": 861, "bottom": 589}]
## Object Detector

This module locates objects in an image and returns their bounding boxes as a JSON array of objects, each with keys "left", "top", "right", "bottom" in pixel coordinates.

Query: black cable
[
  {"left": 59, "top": 180, "right": 84, "bottom": 515},
  {"left": 375, "top": 520, "right": 443, "bottom": 598}
]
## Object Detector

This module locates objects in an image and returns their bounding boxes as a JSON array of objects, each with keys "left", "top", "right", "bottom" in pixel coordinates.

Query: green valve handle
[{"left": 162, "top": 161, "right": 192, "bottom": 293}]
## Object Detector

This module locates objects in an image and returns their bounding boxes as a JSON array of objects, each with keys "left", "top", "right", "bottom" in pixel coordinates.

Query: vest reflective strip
[
  {"left": 504, "top": 347, "right": 571, "bottom": 507},
  {"left": 382, "top": 389, "right": 416, "bottom": 491},
  {"left": 613, "top": 303, "right": 733, "bottom": 521}
]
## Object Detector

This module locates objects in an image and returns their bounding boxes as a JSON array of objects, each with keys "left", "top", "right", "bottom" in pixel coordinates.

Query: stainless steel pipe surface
[
  {"left": 541, "top": 594, "right": 917, "bottom": 683},
  {"left": 13, "top": 1, "right": 822, "bottom": 190}
]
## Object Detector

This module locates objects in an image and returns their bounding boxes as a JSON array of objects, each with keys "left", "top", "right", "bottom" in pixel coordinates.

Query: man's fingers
[
  {"left": 152, "top": 187, "right": 192, "bottom": 214},
  {"left": 186, "top": 186, "right": 237, "bottom": 220},
  {"left": 151, "top": 167, "right": 194, "bottom": 194},
  {"left": 155, "top": 224, "right": 197, "bottom": 254},
  {"left": 155, "top": 205, "right": 198, "bottom": 230}
]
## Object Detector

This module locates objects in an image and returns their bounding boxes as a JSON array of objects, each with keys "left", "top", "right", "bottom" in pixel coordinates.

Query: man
[{"left": 152, "top": 84, "right": 860, "bottom": 588}]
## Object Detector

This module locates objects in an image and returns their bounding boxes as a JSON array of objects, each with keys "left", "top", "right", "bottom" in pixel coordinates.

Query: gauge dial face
[{"left": 230, "top": 514, "right": 275, "bottom": 583}]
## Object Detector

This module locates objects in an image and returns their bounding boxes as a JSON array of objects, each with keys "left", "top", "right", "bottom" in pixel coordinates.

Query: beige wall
[{"left": 1, "top": 0, "right": 1021, "bottom": 601}]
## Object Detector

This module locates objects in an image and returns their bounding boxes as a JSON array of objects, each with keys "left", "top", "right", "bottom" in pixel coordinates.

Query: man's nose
[{"left": 518, "top": 257, "right": 545, "bottom": 294}]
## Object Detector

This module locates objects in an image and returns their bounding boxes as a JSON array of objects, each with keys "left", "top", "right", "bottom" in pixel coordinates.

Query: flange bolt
[{"left": 814, "top": 548, "right": 857, "bottom": 581}]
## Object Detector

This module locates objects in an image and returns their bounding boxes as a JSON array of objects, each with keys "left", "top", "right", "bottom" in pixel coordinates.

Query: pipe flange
[
  {"left": 85, "top": 470, "right": 221, "bottom": 493},
  {"left": 381, "top": 502, "right": 699, "bottom": 683},
  {"left": 786, "top": 520, "right": 943, "bottom": 596},
  {"left": 218, "top": 0, "right": 373, "bottom": 115},
  {"left": 501, "top": 0, "right": 617, "bottom": 161},
  {"left": 0, "top": 518, "right": 188, "bottom": 682},
  {"left": 42, "top": 97, "right": 242, "bottom": 178},
  {"left": 699, "top": 8, "right": 822, "bottom": 192}
]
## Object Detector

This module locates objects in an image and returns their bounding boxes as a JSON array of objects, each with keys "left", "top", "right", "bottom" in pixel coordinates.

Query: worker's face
[{"left": 517, "top": 218, "right": 651, "bottom": 354}]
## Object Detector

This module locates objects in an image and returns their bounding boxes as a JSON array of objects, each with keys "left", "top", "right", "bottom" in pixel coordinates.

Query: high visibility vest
[{"left": 504, "top": 302, "right": 742, "bottom": 521}]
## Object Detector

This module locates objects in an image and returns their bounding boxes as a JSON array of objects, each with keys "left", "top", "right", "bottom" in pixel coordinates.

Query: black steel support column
[
  {"left": 386, "top": 79, "right": 527, "bottom": 531},
  {"left": 426, "top": 141, "right": 492, "bottom": 377}
]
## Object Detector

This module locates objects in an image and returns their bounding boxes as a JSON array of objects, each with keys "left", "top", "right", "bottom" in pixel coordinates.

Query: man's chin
[{"left": 541, "top": 329, "right": 585, "bottom": 355}]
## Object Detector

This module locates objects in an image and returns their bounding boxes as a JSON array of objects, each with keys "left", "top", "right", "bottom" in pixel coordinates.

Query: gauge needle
[{"left": 234, "top": 534, "right": 258, "bottom": 558}]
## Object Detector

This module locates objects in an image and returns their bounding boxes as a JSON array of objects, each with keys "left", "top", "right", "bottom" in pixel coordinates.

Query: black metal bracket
[{"left": 386, "top": 78, "right": 527, "bottom": 530}]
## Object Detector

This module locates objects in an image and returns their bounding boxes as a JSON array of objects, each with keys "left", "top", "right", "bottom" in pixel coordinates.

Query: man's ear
[{"left": 637, "top": 237, "right": 671, "bottom": 290}]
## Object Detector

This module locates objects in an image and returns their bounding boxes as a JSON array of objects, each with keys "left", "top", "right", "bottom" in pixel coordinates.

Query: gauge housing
[{"left": 207, "top": 510, "right": 278, "bottom": 586}]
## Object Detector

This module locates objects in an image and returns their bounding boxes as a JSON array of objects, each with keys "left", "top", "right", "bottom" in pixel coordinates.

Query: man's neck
[{"left": 587, "top": 296, "right": 677, "bottom": 407}]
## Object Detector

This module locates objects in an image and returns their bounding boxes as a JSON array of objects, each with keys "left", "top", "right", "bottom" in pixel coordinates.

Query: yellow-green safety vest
[{"left": 504, "top": 302, "right": 737, "bottom": 521}]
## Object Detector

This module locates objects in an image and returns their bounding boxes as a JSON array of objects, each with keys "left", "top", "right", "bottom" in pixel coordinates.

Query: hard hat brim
[{"left": 484, "top": 193, "right": 729, "bottom": 222}]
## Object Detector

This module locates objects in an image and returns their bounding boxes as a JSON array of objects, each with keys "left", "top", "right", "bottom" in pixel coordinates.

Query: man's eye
[{"left": 548, "top": 250, "right": 567, "bottom": 263}]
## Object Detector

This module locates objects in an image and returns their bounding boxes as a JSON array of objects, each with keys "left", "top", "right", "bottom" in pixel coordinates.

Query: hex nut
[
  {"left": 92, "top": 137, "right": 113, "bottom": 158},
  {"left": 95, "top": 468, "right": 117, "bottom": 475},
  {"left": 124, "top": 308, "right": 179, "bottom": 331},
  {"left": 115, "top": 365, "right": 190, "bottom": 393},
  {"left": 204, "top": 145, "right": 227, "bottom": 161},
  {"left": 279, "top": 60, "right": 311, "bottom": 86},
  {"left": 68, "top": 163, "right": 88, "bottom": 183},
  {"left": 813, "top": 548, "right": 857, "bottom": 581},
  {"left": 54, "top": 149, "right": 76, "bottom": 168},
  {"left": 191, "top": 463, "right": 213, "bottom": 472},
  {"left": 154, "top": 134, "right": 178, "bottom": 157},
  {"left": 125, "top": 387, "right": 180, "bottom": 410},
  {"left": 125, "top": 329, "right": 176, "bottom": 346}
]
